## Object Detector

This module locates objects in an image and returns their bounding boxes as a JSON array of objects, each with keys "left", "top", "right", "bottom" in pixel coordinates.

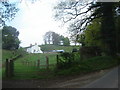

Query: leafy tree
[
  {"left": 62, "top": 37, "right": 70, "bottom": 46},
  {"left": 2, "top": 26, "right": 20, "bottom": 50},
  {"left": 68, "top": 22, "right": 81, "bottom": 45},
  {"left": 116, "top": 14, "right": 120, "bottom": 53},
  {"left": 0, "top": 0, "right": 39, "bottom": 27},
  {"left": 77, "top": 33, "right": 85, "bottom": 46},
  {"left": 52, "top": 32, "right": 61, "bottom": 45},
  {"left": 44, "top": 31, "right": 60, "bottom": 45},
  {"left": 84, "top": 18, "right": 102, "bottom": 47},
  {"left": 54, "top": 0, "right": 120, "bottom": 56},
  {"left": 0, "top": 1, "right": 19, "bottom": 27},
  {"left": 44, "top": 31, "right": 53, "bottom": 44},
  {"left": 44, "top": 31, "right": 70, "bottom": 46}
]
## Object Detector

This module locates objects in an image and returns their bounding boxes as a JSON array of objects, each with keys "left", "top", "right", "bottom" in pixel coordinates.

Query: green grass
[
  {"left": 2, "top": 51, "right": 58, "bottom": 79},
  {"left": 40, "top": 44, "right": 80, "bottom": 52},
  {"left": 55, "top": 56, "right": 119, "bottom": 76},
  {"left": 16, "top": 53, "right": 58, "bottom": 65},
  {"left": 2, "top": 50, "right": 15, "bottom": 61},
  {"left": 2, "top": 48, "right": 119, "bottom": 79}
]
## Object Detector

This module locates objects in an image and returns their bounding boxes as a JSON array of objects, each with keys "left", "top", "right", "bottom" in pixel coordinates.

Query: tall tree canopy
[
  {"left": 44, "top": 31, "right": 70, "bottom": 46},
  {"left": 0, "top": 1, "right": 19, "bottom": 27},
  {"left": 54, "top": 0, "right": 120, "bottom": 56},
  {"left": 0, "top": 0, "right": 38, "bottom": 27},
  {"left": 2, "top": 26, "right": 20, "bottom": 50}
]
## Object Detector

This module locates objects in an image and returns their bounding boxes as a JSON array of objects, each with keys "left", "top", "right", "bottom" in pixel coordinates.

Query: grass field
[
  {"left": 40, "top": 44, "right": 80, "bottom": 52},
  {"left": 2, "top": 45, "right": 80, "bottom": 79},
  {"left": 2, "top": 50, "right": 59, "bottom": 79},
  {"left": 2, "top": 47, "right": 119, "bottom": 79}
]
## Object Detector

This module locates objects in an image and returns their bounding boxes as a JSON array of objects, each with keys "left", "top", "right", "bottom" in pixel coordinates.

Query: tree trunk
[{"left": 101, "top": 2, "right": 117, "bottom": 56}]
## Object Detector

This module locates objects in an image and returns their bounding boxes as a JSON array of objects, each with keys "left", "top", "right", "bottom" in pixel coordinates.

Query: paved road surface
[{"left": 82, "top": 66, "right": 119, "bottom": 88}]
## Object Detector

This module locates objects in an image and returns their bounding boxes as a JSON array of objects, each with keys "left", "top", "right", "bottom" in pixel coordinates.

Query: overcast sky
[{"left": 7, "top": 0, "right": 69, "bottom": 47}]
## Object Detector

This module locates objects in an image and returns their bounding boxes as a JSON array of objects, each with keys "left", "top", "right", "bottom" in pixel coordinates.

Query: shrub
[
  {"left": 55, "top": 56, "right": 119, "bottom": 76},
  {"left": 57, "top": 52, "right": 80, "bottom": 69},
  {"left": 72, "top": 48, "right": 78, "bottom": 53},
  {"left": 79, "top": 46, "right": 101, "bottom": 60}
]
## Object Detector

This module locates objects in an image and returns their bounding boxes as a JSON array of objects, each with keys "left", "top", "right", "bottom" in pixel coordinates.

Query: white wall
[{"left": 27, "top": 45, "right": 43, "bottom": 53}]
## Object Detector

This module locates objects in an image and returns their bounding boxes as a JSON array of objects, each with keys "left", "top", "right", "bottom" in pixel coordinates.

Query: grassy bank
[{"left": 55, "top": 56, "right": 119, "bottom": 76}]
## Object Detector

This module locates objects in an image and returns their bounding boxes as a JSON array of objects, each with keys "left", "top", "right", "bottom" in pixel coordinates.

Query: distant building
[{"left": 26, "top": 43, "right": 43, "bottom": 53}]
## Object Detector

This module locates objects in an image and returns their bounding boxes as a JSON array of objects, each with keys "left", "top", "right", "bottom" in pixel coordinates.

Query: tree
[
  {"left": 44, "top": 31, "right": 70, "bottom": 46},
  {"left": 84, "top": 18, "right": 102, "bottom": 47},
  {"left": 0, "top": 0, "right": 38, "bottom": 27},
  {"left": 77, "top": 33, "right": 85, "bottom": 46},
  {"left": 0, "top": 1, "right": 19, "bottom": 27},
  {"left": 54, "top": 0, "right": 120, "bottom": 56},
  {"left": 68, "top": 22, "right": 81, "bottom": 46},
  {"left": 62, "top": 37, "right": 70, "bottom": 46},
  {"left": 52, "top": 32, "right": 61, "bottom": 45},
  {"left": 44, "top": 31, "right": 61, "bottom": 45},
  {"left": 44, "top": 31, "right": 53, "bottom": 44},
  {"left": 2, "top": 26, "right": 20, "bottom": 50},
  {"left": 116, "top": 12, "right": 120, "bottom": 53}
]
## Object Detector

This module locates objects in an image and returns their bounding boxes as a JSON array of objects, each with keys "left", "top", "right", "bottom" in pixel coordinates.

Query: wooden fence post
[
  {"left": 46, "top": 56, "right": 49, "bottom": 70},
  {"left": 5, "top": 59, "right": 14, "bottom": 78},
  {"left": 56, "top": 55, "right": 59, "bottom": 64},
  {"left": 10, "top": 59, "right": 14, "bottom": 77},
  {"left": 56, "top": 55, "right": 59, "bottom": 69},
  {"left": 37, "top": 59, "right": 40, "bottom": 67},
  {"left": 5, "top": 59, "right": 9, "bottom": 77}
]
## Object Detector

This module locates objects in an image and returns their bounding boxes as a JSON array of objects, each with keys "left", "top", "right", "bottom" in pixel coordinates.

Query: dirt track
[{"left": 2, "top": 68, "right": 113, "bottom": 88}]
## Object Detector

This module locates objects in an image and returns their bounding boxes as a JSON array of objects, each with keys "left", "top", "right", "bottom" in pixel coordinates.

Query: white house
[{"left": 26, "top": 43, "right": 43, "bottom": 53}]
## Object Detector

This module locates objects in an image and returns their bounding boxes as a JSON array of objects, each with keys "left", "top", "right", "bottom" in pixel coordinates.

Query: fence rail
[{"left": 5, "top": 55, "right": 58, "bottom": 78}]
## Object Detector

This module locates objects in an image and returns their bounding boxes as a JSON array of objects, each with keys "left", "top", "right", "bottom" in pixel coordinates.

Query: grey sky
[{"left": 7, "top": 0, "right": 69, "bottom": 47}]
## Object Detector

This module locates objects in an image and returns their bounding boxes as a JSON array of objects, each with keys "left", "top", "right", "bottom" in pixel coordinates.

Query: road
[
  {"left": 2, "top": 66, "right": 119, "bottom": 88},
  {"left": 82, "top": 66, "right": 119, "bottom": 88}
]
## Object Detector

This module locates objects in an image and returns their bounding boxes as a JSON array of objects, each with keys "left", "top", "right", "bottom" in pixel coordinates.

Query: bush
[
  {"left": 57, "top": 52, "right": 80, "bottom": 69},
  {"left": 55, "top": 56, "right": 119, "bottom": 76},
  {"left": 79, "top": 46, "right": 101, "bottom": 60},
  {"left": 72, "top": 48, "right": 78, "bottom": 53}
]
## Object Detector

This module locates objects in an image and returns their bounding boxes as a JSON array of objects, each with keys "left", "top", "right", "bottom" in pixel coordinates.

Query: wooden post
[
  {"left": 56, "top": 55, "right": 59, "bottom": 69},
  {"left": 46, "top": 56, "right": 49, "bottom": 70},
  {"left": 56, "top": 55, "right": 59, "bottom": 64},
  {"left": 5, "top": 59, "right": 14, "bottom": 78},
  {"left": 37, "top": 59, "right": 40, "bottom": 67},
  {"left": 10, "top": 59, "right": 14, "bottom": 77},
  {"left": 5, "top": 59, "right": 9, "bottom": 77}
]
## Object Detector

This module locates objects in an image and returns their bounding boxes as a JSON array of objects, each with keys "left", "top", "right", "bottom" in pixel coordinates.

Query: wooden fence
[
  {"left": 5, "top": 55, "right": 59, "bottom": 78},
  {"left": 5, "top": 55, "right": 21, "bottom": 78}
]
